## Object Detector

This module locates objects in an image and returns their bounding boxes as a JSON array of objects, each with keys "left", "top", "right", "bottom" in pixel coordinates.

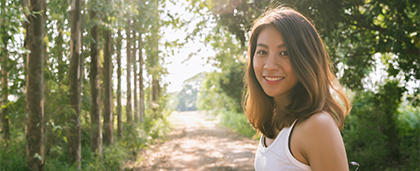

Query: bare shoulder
[
  {"left": 293, "top": 111, "right": 349, "bottom": 171},
  {"left": 298, "top": 111, "right": 338, "bottom": 132}
]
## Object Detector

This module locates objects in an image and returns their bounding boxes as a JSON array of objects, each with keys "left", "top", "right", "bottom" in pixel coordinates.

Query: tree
[
  {"left": 1, "top": 0, "right": 10, "bottom": 144},
  {"left": 24, "top": 0, "right": 45, "bottom": 169},
  {"left": 133, "top": 30, "right": 139, "bottom": 123},
  {"left": 138, "top": 32, "right": 145, "bottom": 122},
  {"left": 126, "top": 16, "right": 133, "bottom": 123},
  {"left": 1, "top": 40, "right": 9, "bottom": 144},
  {"left": 116, "top": 28, "right": 123, "bottom": 137},
  {"left": 68, "top": 0, "right": 83, "bottom": 167},
  {"left": 89, "top": 1, "right": 102, "bottom": 155},
  {"left": 103, "top": 0, "right": 114, "bottom": 145},
  {"left": 148, "top": 0, "right": 161, "bottom": 114}
]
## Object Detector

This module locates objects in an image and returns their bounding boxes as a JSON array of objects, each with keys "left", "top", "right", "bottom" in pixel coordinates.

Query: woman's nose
[{"left": 263, "top": 53, "right": 278, "bottom": 70}]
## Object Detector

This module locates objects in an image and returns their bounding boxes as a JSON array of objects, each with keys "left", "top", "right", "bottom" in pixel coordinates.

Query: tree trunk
[
  {"left": 152, "top": 77, "right": 160, "bottom": 113},
  {"left": 69, "top": 0, "right": 82, "bottom": 168},
  {"left": 126, "top": 18, "right": 132, "bottom": 123},
  {"left": 25, "top": 0, "right": 45, "bottom": 170},
  {"left": 116, "top": 29, "right": 123, "bottom": 137},
  {"left": 1, "top": 0, "right": 10, "bottom": 144},
  {"left": 42, "top": 0, "right": 50, "bottom": 158},
  {"left": 103, "top": 24, "right": 114, "bottom": 145},
  {"left": 138, "top": 32, "right": 144, "bottom": 122},
  {"left": 89, "top": 8, "right": 102, "bottom": 155},
  {"left": 133, "top": 31, "right": 138, "bottom": 123},
  {"left": 1, "top": 39, "right": 10, "bottom": 145}
]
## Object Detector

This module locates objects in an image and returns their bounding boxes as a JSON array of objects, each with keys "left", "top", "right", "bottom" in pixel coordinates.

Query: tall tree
[
  {"left": 89, "top": 3, "right": 102, "bottom": 155},
  {"left": 149, "top": 0, "right": 160, "bottom": 114},
  {"left": 138, "top": 32, "right": 145, "bottom": 122},
  {"left": 116, "top": 29, "right": 123, "bottom": 137},
  {"left": 1, "top": 45, "right": 9, "bottom": 145},
  {"left": 0, "top": 0, "right": 10, "bottom": 144},
  {"left": 133, "top": 30, "right": 139, "bottom": 123},
  {"left": 103, "top": 0, "right": 114, "bottom": 144},
  {"left": 126, "top": 17, "right": 133, "bottom": 123},
  {"left": 68, "top": 0, "right": 83, "bottom": 168},
  {"left": 24, "top": 0, "right": 45, "bottom": 169}
]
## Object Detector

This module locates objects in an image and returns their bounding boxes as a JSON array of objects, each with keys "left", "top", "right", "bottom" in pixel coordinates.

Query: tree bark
[
  {"left": 126, "top": 18, "right": 132, "bottom": 123},
  {"left": 1, "top": 0, "right": 10, "bottom": 144},
  {"left": 25, "top": 0, "right": 45, "bottom": 170},
  {"left": 1, "top": 38, "right": 10, "bottom": 145},
  {"left": 116, "top": 29, "right": 123, "bottom": 137},
  {"left": 133, "top": 31, "right": 138, "bottom": 123},
  {"left": 152, "top": 77, "right": 160, "bottom": 113},
  {"left": 89, "top": 8, "right": 103, "bottom": 155},
  {"left": 103, "top": 23, "right": 114, "bottom": 145},
  {"left": 69, "top": 0, "right": 82, "bottom": 168},
  {"left": 138, "top": 32, "right": 144, "bottom": 122}
]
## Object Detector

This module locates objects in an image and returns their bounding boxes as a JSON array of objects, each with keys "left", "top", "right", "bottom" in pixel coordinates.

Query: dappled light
[{"left": 0, "top": 0, "right": 418, "bottom": 170}]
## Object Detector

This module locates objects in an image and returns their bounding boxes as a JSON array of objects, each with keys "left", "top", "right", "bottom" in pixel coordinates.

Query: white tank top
[{"left": 254, "top": 120, "right": 312, "bottom": 171}]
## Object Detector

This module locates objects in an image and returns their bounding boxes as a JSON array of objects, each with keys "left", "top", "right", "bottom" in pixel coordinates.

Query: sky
[{"left": 160, "top": 1, "right": 216, "bottom": 93}]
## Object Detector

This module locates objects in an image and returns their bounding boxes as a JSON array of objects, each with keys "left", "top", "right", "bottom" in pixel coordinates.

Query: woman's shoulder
[
  {"left": 296, "top": 111, "right": 338, "bottom": 133},
  {"left": 292, "top": 111, "right": 348, "bottom": 170}
]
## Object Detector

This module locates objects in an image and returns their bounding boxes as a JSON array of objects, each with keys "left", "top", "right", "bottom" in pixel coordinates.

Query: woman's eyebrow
[
  {"left": 256, "top": 43, "right": 268, "bottom": 48},
  {"left": 256, "top": 43, "right": 286, "bottom": 48}
]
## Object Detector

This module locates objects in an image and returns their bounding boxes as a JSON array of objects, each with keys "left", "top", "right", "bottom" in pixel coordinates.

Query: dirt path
[{"left": 128, "top": 111, "right": 258, "bottom": 171}]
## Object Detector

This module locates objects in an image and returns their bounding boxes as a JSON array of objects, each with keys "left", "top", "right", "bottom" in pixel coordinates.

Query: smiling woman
[
  {"left": 253, "top": 25, "right": 298, "bottom": 99},
  {"left": 243, "top": 6, "right": 352, "bottom": 171}
]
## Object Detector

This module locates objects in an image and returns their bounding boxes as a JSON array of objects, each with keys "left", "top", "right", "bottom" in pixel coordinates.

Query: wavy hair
[{"left": 243, "top": 7, "right": 351, "bottom": 139}]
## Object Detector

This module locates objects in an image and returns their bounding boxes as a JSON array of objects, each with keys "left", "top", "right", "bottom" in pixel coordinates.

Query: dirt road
[{"left": 128, "top": 111, "right": 258, "bottom": 171}]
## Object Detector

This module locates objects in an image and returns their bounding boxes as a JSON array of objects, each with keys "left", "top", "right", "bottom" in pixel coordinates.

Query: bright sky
[{"left": 161, "top": 0, "right": 216, "bottom": 93}]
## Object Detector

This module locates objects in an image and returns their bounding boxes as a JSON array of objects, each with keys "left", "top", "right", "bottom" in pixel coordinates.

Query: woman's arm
[{"left": 295, "top": 112, "right": 349, "bottom": 171}]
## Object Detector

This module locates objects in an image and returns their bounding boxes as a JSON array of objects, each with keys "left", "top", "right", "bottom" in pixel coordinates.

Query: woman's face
[{"left": 253, "top": 25, "right": 298, "bottom": 101}]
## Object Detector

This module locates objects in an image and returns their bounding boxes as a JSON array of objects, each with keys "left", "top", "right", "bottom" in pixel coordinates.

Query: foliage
[
  {"left": 0, "top": 130, "right": 27, "bottom": 171},
  {"left": 197, "top": 25, "right": 247, "bottom": 113},
  {"left": 396, "top": 104, "right": 420, "bottom": 170},
  {"left": 342, "top": 81, "right": 418, "bottom": 170},
  {"left": 197, "top": 72, "right": 241, "bottom": 112},
  {"left": 215, "top": 108, "right": 256, "bottom": 138},
  {"left": 174, "top": 72, "right": 206, "bottom": 111}
]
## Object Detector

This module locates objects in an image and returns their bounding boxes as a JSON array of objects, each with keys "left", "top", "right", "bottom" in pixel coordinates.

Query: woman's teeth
[{"left": 265, "top": 77, "right": 285, "bottom": 81}]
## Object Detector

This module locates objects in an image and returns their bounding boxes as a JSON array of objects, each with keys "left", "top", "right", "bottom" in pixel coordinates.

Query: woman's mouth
[{"left": 263, "top": 76, "right": 285, "bottom": 84}]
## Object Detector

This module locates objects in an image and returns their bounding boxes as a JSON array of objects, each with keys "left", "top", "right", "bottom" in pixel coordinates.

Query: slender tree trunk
[
  {"left": 69, "top": 0, "right": 82, "bottom": 168},
  {"left": 103, "top": 23, "right": 114, "bottom": 145},
  {"left": 1, "top": 40, "right": 10, "bottom": 145},
  {"left": 89, "top": 8, "right": 102, "bottom": 155},
  {"left": 42, "top": 0, "right": 50, "bottom": 158},
  {"left": 126, "top": 18, "right": 132, "bottom": 123},
  {"left": 25, "top": 0, "right": 45, "bottom": 170},
  {"left": 116, "top": 29, "right": 123, "bottom": 137},
  {"left": 150, "top": 2, "right": 160, "bottom": 115},
  {"left": 1, "top": 0, "right": 10, "bottom": 144},
  {"left": 152, "top": 77, "right": 160, "bottom": 114},
  {"left": 132, "top": 31, "right": 138, "bottom": 123},
  {"left": 138, "top": 33, "right": 144, "bottom": 122}
]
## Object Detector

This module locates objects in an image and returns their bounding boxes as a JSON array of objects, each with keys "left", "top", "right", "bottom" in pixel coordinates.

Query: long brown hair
[{"left": 243, "top": 7, "right": 351, "bottom": 139}]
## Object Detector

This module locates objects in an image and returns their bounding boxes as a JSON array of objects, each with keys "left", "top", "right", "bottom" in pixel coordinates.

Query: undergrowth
[
  {"left": 206, "top": 109, "right": 257, "bottom": 139},
  {"left": 0, "top": 113, "right": 170, "bottom": 171}
]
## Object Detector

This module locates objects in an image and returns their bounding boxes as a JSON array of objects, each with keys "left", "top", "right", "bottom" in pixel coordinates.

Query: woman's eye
[
  {"left": 279, "top": 51, "right": 288, "bottom": 56},
  {"left": 257, "top": 50, "right": 267, "bottom": 55}
]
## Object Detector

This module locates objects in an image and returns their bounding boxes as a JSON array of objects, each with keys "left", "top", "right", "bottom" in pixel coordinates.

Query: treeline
[{"left": 1, "top": 0, "right": 173, "bottom": 170}]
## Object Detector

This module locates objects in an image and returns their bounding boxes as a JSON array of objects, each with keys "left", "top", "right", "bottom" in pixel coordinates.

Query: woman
[{"left": 243, "top": 6, "right": 351, "bottom": 171}]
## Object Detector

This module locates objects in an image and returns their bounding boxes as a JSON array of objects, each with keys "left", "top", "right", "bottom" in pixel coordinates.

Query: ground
[{"left": 126, "top": 111, "right": 258, "bottom": 171}]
